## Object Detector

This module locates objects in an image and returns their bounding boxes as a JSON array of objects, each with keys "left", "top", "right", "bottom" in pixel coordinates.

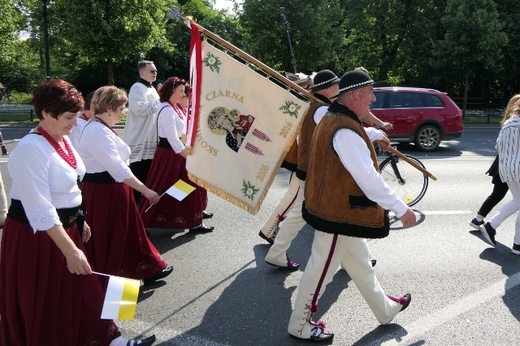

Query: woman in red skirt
[
  {"left": 0, "top": 80, "right": 155, "bottom": 346},
  {"left": 78, "top": 86, "right": 172, "bottom": 285},
  {"left": 139, "top": 77, "right": 213, "bottom": 231}
]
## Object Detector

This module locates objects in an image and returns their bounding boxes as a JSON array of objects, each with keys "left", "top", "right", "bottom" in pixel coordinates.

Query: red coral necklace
[{"left": 37, "top": 126, "right": 77, "bottom": 169}]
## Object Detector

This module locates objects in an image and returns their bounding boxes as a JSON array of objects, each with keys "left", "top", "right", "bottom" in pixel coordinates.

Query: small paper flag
[
  {"left": 100, "top": 274, "right": 140, "bottom": 320},
  {"left": 165, "top": 179, "right": 196, "bottom": 201}
]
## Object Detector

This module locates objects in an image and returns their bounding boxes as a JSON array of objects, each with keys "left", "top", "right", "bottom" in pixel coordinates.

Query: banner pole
[{"left": 186, "top": 19, "right": 318, "bottom": 102}]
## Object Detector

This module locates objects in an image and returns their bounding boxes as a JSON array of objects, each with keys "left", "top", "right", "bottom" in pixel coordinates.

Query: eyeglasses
[{"left": 149, "top": 70, "right": 158, "bottom": 74}]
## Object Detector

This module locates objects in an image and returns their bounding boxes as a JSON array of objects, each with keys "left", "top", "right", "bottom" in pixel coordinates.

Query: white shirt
[
  {"left": 78, "top": 121, "right": 133, "bottom": 183},
  {"left": 124, "top": 82, "right": 160, "bottom": 162},
  {"left": 8, "top": 131, "right": 86, "bottom": 233},
  {"left": 157, "top": 102, "right": 185, "bottom": 154},
  {"left": 69, "top": 114, "right": 88, "bottom": 150},
  {"left": 333, "top": 126, "right": 408, "bottom": 218}
]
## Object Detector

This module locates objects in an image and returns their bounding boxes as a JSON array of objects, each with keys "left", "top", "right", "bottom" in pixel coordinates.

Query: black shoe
[
  {"left": 289, "top": 325, "right": 334, "bottom": 343},
  {"left": 371, "top": 259, "right": 377, "bottom": 267},
  {"left": 143, "top": 266, "right": 173, "bottom": 285},
  {"left": 470, "top": 218, "right": 484, "bottom": 230},
  {"left": 126, "top": 335, "right": 156, "bottom": 346},
  {"left": 202, "top": 211, "right": 213, "bottom": 219},
  {"left": 265, "top": 254, "right": 300, "bottom": 271},
  {"left": 479, "top": 222, "right": 496, "bottom": 247},
  {"left": 387, "top": 293, "right": 412, "bottom": 312},
  {"left": 259, "top": 231, "right": 274, "bottom": 244},
  {"left": 190, "top": 224, "right": 214, "bottom": 232}
]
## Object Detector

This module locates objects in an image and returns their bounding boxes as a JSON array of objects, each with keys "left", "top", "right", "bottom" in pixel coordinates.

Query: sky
[{"left": 213, "top": 0, "right": 239, "bottom": 12}]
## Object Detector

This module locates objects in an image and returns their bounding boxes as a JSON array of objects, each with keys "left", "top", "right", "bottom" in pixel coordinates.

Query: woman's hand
[
  {"left": 82, "top": 221, "right": 91, "bottom": 243},
  {"left": 66, "top": 247, "right": 92, "bottom": 275},
  {"left": 143, "top": 188, "right": 161, "bottom": 206}
]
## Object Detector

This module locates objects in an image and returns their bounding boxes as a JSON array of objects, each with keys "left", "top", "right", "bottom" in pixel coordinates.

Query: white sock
[{"left": 476, "top": 215, "right": 484, "bottom": 222}]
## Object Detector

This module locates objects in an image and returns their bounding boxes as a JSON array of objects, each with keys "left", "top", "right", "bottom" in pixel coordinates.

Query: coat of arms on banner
[{"left": 186, "top": 40, "right": 310, "bottom": 214}]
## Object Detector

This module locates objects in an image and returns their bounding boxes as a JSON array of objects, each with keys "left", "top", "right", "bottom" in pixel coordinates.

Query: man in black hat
[
  {"left": 263, "top": 69, "right": 340, "bottom": 269},
  {"left": 287, "top": 69, "right": 416, "bottom": 342}
]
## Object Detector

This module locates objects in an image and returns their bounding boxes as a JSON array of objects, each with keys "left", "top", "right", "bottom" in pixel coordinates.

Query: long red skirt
[
  {"left": 82, "top": 181, "right": 167, "bottom": 280},
  {"left": 0, "top": 218, "right": 121, "bottom": 346},
  {"left": 139, "top": 148, "right": 208, "bottom": 229}
]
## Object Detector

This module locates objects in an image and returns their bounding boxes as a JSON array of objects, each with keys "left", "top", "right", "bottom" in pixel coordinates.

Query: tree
[
  {"left": 52, "top": 0, "right": 172, "bottom": 86},
  {"left": 238, "top": 0, "right": 345, "bottom": 74},
  {"left": 434, "top": 0, "right": 507, "bottom": 115}
]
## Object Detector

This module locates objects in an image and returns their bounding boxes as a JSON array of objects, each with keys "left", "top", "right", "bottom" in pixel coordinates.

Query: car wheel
[{"left": 415, "top": 125, "right": 441, "bottom": 151}]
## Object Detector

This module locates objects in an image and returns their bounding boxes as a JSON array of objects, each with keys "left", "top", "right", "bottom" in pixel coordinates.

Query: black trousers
[{"left": 478, "top": 180, "right": 509, "bottom": 217}]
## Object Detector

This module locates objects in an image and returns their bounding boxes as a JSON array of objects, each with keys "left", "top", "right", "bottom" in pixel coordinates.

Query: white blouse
[
  {"left": 69, "top": 115, "right": 88, "bottom": 150},
  {"left": 78, "top": 121, "right": 133, "bottom": 182},
  {"left": 157, "top": 102, "right": 186, "bottom": 154},
  {"left": 8, "top": 131, "right": 86, "bottom": 233}
]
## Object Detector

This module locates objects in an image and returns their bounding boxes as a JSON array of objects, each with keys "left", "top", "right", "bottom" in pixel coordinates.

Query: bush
[{"left": 10, "top": 91, "right": 32, "bottom": 105}]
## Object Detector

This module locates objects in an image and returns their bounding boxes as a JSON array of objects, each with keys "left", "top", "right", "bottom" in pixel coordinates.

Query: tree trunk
[
  {"left": 107, "top": 58, "right": 114, "bottom": 85},
  {"left": 463, "top": 72, "right": 469, "bottom": 119}
]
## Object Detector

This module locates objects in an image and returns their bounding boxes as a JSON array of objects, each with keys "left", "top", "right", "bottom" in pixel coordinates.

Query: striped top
[{"left": 497, "top": 115, "right": 520, "bottom": 182}]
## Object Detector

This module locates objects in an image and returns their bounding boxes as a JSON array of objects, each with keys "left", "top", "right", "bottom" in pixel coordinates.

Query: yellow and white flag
[
  {"left": 187, "top": 25, "right": 310, "bottom": 214},
  {"left": 165, "top": 179, "right": 196, "bottom": 201},
  {"left": 100, "top": 274, "right": 140, "bottom": 320}
]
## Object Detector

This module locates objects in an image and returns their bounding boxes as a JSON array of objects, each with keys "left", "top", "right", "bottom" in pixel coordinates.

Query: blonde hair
[
  {"left": 501, "top": 94, "right": 520, "bottom": 126},
  {"left": 91, "top": 86, "right": 128, "bottom": 114}
]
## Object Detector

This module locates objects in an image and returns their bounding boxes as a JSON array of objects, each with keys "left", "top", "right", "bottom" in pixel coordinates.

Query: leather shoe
[
  {"left": 289, "top": 325, "right": 334, "bottom": 343},
  {"left": 190, "top": 224, "right": 214, "bottom": 232},
  {"left": 259, "top": 231, "right": 274, "bottom": 244},
  {"left": 265, "top": 255, "right": 299, "bottom": 271},
  {"left": 202, "top": 211, "right": 214, "bottom": 219},
  {"left": 143, "top": 266, "right": 173, "bottom": 285},
  {"left": 387, "top": 293, "right": 412, "bottom": 312},
  {"left": 126, "top": 335, "right": 156, "bottom": 346}
]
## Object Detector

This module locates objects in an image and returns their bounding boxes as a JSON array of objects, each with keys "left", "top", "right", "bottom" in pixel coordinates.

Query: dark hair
[
  {"left": 158, "top": 76, "right": 188, "bottom": 102},
  {"left": 84, "top": 91, "right": 95, "bottom": 110},
  {"left": 32, "top": 79, "right": 84, "bottom": 120},
  {"left": 137, "top": 60, "right": 154, "bottom": 71}
]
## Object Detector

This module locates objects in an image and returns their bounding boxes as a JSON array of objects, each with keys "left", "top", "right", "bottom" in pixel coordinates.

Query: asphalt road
[{"left": 1, "top": 125, "right": 519, "bottom": 345}]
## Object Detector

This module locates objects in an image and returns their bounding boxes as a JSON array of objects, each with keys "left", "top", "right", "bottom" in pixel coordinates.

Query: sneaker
[
  {"left": 469, "top": 218, "right": 484, "bottom": 230},
  {"left": 479, "top": 222, "right": 496, "bottom": 247},
  {"left": 512, "top": 244, "right": 520, "bottom": 255}
]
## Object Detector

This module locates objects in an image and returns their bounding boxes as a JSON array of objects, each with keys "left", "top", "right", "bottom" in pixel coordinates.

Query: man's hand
[
  {"left": 375, "top": 133, "right": 391, "bottom": 152},
  {"left": 399, "top": 207, "right": 416, "bottom": 228}
]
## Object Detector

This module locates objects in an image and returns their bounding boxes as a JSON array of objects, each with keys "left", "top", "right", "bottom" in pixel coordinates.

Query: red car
[{"left": 370, "top": 87, "right": 464, "bottom": 151}]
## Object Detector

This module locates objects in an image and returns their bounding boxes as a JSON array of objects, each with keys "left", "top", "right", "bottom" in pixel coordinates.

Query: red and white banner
[{"left": 186, "top": 26, "right": 310, "bottom": 214}]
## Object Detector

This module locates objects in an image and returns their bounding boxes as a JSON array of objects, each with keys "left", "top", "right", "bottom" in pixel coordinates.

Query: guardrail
[{"left": 0, "top": 106, "right": 35, "bottom": 122}]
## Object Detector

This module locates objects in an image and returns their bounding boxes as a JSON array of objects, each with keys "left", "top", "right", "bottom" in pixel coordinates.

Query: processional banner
[{"left": 186, "top": 24, "right": 310, "bottom": 214}]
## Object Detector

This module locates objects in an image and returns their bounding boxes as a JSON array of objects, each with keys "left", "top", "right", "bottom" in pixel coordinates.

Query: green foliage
[{"left": 239, "top": 0, "right": 345, "bottom": 74}]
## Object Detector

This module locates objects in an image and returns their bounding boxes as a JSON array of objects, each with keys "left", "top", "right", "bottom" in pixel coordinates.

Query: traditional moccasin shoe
[
  {"left": 126, "top": 335, "right": 156, "bottom": 346},
  {"left": 387, "top": 293, "right": 412, "bottom": 312},
  {"left": 202, "top": 211, "right": 214, "bottom": 219},
  {"left": 142, "top": 266, "right": 173, "bottom": 286},
  {"left": 265, "top": 255, "right": 300, "bottom": 271},
  {"left": 189, "top": 224, "right": 214, "bottom": 232},
  {"left": 289, "top": 325, "right": 334, "bottom": 343},
  {"left": 258, "top": 231, "right": 274, "bottom": 244}
]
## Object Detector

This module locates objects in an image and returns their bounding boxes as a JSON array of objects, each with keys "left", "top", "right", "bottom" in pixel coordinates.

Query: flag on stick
[
  {"left": 96, "top": 272, "right": 140, "bottom": 320},
  {"left": 186, "top": 23, "right": 312, "bottom": 214},
  {"left": 164, "top": 179, "right": 196, "bottom": 201}
]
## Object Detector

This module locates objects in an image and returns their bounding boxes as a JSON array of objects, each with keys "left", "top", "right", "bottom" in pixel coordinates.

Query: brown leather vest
[
  {"left": 302, "top": 111, "right": 389, "bottom": 238},
  {"left": 295, "top": 100, "right": 327, "bottom": 180}
]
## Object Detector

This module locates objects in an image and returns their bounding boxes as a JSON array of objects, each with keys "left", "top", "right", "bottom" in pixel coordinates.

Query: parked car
[{"left": 370, "top": 87, "right": 464, "bottom": 151}]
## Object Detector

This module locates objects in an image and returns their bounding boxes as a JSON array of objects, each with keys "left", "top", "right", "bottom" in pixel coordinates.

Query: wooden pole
[
  {"left": 187, "top": 19, "right": 318, "bottom": 102},
  {"left": 387, "top": 147, "right": 437, "bottom": 181}
]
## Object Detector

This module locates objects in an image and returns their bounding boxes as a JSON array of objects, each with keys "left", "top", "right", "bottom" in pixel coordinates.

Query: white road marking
[{"left": 380, "top": 272, "right": 520, "bottom": 345}]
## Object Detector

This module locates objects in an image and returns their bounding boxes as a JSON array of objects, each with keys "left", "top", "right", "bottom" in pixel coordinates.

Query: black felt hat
[
  {"left": 311, "top": 69, "right": 340, "bottom": 92},
  {"left": 336, "top": 69, "right": 384, "bottom": 96}
]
